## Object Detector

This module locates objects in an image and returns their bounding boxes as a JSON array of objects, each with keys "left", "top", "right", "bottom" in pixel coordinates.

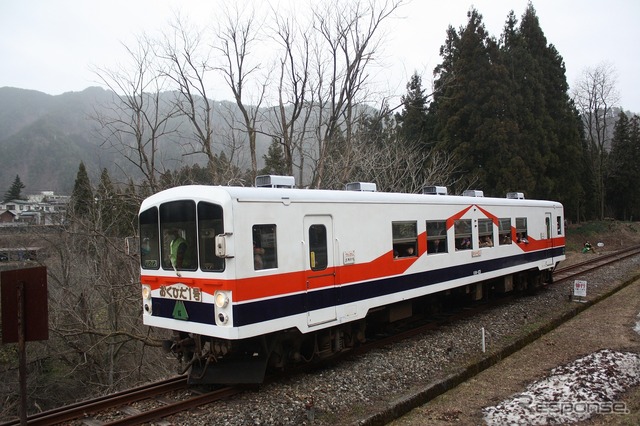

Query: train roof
[{"left": 140, "top": 185, "right": 563, "bottom": 211}]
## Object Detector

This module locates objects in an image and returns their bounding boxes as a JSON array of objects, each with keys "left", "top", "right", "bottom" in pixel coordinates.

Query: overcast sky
[{"left": 2, "top": 0, "right": 638, "bottom": 111}]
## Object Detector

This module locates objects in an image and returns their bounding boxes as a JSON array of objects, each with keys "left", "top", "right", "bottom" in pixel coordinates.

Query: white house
[{"left": 0, "top": 191, "right": 69, "bottom": 225}]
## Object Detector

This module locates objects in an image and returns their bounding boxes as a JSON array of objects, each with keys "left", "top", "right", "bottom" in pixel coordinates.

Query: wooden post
[{"left": 17, "top": 281, "right": 27, "bottom": 426}]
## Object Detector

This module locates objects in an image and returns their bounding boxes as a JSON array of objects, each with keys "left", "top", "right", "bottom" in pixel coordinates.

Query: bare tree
[
  {"left": 573, "top": 62, "right": 620, "bottom": 219},
  {"left": 213, "top": 3, "right": 268, "bottom": 182},
  {"left": 308, "top": 0, "right": 404, "bottom": 188},
  {"left": 160, "top": 16, "right": 220, "bottom": 182},
  {"left": 0, "top": 205, "right": 170, "bottom": 417},
  {"left": 267, "top": 9, "right": 314, "bottom": 182},
  {"left": 340, "top": 128, "right": 468, "bottom": 194},
  {"left": 92, "top": 35, "right": 181, "bottom": 194}
]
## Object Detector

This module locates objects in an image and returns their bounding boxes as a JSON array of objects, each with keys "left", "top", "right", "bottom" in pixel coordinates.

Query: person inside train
[
  {"left": 253, "top": 240, "right": 265, "bottom": 269},
  {"left": 458, "top": 237, "right": 471, "bottom": 250},
  {"left": 169, "top": 228, "right": 187, "bottom": 269},
  {"left": 479, "top": 235, "right": 493, "bottom": 247}
]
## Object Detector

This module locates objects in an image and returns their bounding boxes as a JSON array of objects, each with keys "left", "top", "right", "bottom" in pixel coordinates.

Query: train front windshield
[{"left": 139, "top": 200, "right": 225, "bottom": 273}]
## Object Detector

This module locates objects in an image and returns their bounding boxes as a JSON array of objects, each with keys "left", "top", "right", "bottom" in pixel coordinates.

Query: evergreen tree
[
  {"left": 505, "top": 4, "right": 582, "bottom": 210},
  {"left": 357, "top": 102, "right": 396, "bottom": 149},
  {"left": 159, "top": 170, "right": 175, "bottom": 190},
  {"left": 70, "top": 162, "right": 93, "bottom": 218},
  {"left": 260, "top": 138, "right": 288, "bottom": 176},
  {"left": 500, "top": 7, "right": 547, "bottom": 196},
  {"left": 431, "top": 8, "right": 517, "bottom": 194},
  {"left": 501, "top": 4, "right": 582, "bottom": 212},
  {"left": 395, "top": 73, "right": 430, "bottom": 149},
  {"left": 607, "top": 113, "right": 640, "bottom": 220},
  {"left": 96, "top": 168, "right": 116, "bottom": 234},
  {"left": 120, "top": 179, "right": 140, "bottom": 237},
  {"left": 3, "top": 174, "right": 26, "bottom": 202},
  {"left": 429, "top": 5, "right": 582, "bottom": 207},
  {"left": 630, "top": 115, "right": 640, "bottom": 220}
]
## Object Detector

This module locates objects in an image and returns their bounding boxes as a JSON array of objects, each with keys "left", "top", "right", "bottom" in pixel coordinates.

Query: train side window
[
  {"left": 454, "top": 219, "right": 472, "bottom": 250},
  {"left": 478, "top": 218, "right": 494, "bottom": 248},
  {"left": 309, "top": 224, "right": 327, "bottom": 271},
  {"left": 556, "top": 216, "right": 563, "bottom": 235},
  {"left": 392, "top": 221, "right": 418, "bottom": 258},
  {"left": 140, "top": 207, "right": 160, "bottom": 269},
  {"left": 198, "top": 202, "right": 225, "bottom": 272},
  {"left": 516, "top": 217, "right": 529, "bottom": 243},
  {"left": 498, "top": 218, "right": 512, "bottom": 245},
  {"left": 426, "top": 220, "right": 447, "bottom": 254},
  {"left": 253, "top": 224, "right": 278, "bottom": 270}
]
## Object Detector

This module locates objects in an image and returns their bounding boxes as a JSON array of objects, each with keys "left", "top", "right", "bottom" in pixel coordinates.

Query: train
[{"left": 138, "top": 176, "right": 565, "bottom": 384}]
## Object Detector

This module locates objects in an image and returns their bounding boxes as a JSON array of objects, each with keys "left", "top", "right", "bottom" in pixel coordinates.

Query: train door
[
  {"left": 303, "top": 215, "right": 337, "bottom": 326},
  {"left": 544, "top": 212, "right": 554, "bottom": 266}
]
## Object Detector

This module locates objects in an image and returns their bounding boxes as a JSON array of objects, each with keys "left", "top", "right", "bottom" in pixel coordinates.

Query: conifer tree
[
  {"left": 260, "top": 138, "right": 288, "bottom": 176},
  {"left": 429, "top": 4, "right": 582, "bottom": 208},
  {"left": 96, "top": 168, "right": 116, "bottom": 234},
  {"left": 356, "top": 102, "right": 396, "bottom": 149},
  {"left": 431, "top": 8, "right": 516, "bottom": 194},
  {"left": 504, "top": 4, "right": 582, "bottom": 208},
  {"left": 70, "top": 162, "right": 93, "bottom": 218},
  {"left": 395, "top": 73, "right": 430, "bottom": 149},
  {"left": 607, "top": 113, "right": 640, "bottom": 220},
  {"left": 120, "top": 179, "right": 140, "bottom": 236},
  {"left": 3, "top": 174, "right": 26, "bottom": 202}
]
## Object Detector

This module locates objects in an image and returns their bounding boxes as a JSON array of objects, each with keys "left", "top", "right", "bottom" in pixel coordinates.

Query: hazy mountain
[
  {"left": 0, "top": 87, "right": 119, "bottom": 194},
  {"left": 0, "top": 87, "right": 269, "bottom": 195}
]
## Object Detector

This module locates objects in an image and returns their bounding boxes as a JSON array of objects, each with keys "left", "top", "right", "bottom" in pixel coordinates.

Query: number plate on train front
[{"left": 159, "top": 284, "right": 202, "bottom": 302}]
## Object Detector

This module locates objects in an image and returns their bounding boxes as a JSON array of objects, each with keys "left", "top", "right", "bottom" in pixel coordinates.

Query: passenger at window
[
  {"left": 458, "top": 237, "right": 471, "bottom": 250},
  {"left": 479, "top": 235, "right": 493, "bottom": 247},
  {"left": 405, "top": 246, "right": 415, "bottom": 256},
  {"left": 253, "top": 240, "right": 265, "bottom": 269}
]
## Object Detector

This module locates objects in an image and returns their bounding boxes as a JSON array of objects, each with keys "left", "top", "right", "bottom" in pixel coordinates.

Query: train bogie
[{"left": 138, "top": 181, "right": 565, "bottom": 383}]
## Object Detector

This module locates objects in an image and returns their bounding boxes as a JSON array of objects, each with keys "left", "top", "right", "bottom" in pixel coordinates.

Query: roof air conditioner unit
[
  {"left": 422, "top": 186, "right": 448, "bottom": 195},
  {"left": 255, "top": 175, "right": 295, "bottom": 188},
  {"left": 345, "top": 182, "right": 377, "bottom": 192},
  {"left": 506, "top": 192, "right": 525, "bottom": 199}
]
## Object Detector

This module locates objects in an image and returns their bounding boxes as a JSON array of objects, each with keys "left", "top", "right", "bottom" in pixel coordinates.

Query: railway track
[
  {"left": 3, "top": 245, "right": 639, "bottom": 426},
  {"left": 0, "top": 376, "right": 240, "bottom": 426},
  {"left": 553, "top": 244, "right": 640, "bottom": 282}
]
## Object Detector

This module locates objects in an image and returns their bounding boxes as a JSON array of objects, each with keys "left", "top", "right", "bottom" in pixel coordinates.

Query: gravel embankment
[{"left": 170, "top": 253, "right": 640, "bottom": 426}]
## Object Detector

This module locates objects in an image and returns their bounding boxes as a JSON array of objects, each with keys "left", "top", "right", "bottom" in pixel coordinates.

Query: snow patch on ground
[{"left": 483, "top": 349, "right": 640, "bottom": 425}]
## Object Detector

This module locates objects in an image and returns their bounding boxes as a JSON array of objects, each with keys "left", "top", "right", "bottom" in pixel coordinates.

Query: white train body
[
  {"left": 140, "top": 181, "right": 565, "bottom": 383},
  {"left": 139, "top": 184, "right": 565, "bottom": 348}
]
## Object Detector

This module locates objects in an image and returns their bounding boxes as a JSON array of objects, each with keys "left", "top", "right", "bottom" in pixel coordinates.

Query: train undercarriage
[{"left": 163, "top": 267, "right": 554, "bottom": 384}]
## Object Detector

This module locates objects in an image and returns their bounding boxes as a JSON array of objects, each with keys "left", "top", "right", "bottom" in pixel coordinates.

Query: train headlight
[
  {"left": 142, "top": 285, "right": 151, "bottom": 300},
  {"left": 218, "top": 313, "right": 229, "bottom": 324},
  {"left": 142, "top": 285, "right": 152, "bottom": 315},
  {"left": 215, "top": 291, "right": 229, "bottom": 308}
]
